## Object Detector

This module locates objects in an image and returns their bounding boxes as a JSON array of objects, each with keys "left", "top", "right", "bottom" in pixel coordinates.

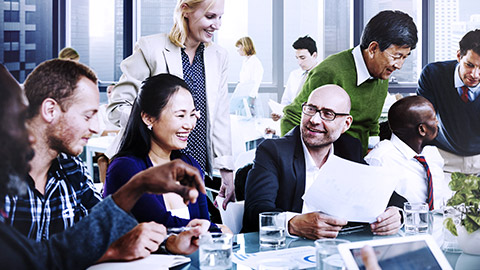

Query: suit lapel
[
  {"left": 291, "top": 127, "right": 306, "bottom": 212},
  {"left": 162, "top": 39, "right": 183, "bottom": 78}
]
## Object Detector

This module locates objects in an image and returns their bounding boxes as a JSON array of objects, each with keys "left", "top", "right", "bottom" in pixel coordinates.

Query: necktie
[
  {"left": 414, "top": 155, "right": 434, "bottom": 210},
  {"left": 461, "top": 86, "right": 470, "bottom": 103}
]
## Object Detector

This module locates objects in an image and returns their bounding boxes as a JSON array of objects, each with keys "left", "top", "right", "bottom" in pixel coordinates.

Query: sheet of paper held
[
  {"left": 302, "top": 155, "right": 399, "bottom": 223},
  {"left": 268, "top": 99, "right": 285, "bottom": 115},
  {"left": 233, "top": 246, "right": 316, "bottom": 269}
]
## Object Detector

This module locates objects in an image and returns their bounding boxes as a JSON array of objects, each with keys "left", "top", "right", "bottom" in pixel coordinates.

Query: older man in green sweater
[{"left": 281, "top": 10, "right": 418, "bottom": 156}]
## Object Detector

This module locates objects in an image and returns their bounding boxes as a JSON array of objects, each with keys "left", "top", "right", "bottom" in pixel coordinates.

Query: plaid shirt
[{"left": 3, "top": 153, "right": 101, "bottom": 241}]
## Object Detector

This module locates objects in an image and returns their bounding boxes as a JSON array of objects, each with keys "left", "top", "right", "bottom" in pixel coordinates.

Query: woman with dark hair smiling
[{"left": 104, "top": 73, "right": 226, "bottom": 232}]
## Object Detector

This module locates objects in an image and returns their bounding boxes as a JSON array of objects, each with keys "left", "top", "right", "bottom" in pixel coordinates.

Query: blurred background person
[{"left": 231, "top": 36, "right": 264, "bottom": 117}]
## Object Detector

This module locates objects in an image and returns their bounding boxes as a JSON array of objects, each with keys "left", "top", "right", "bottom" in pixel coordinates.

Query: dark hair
[
  {"left": 388, "top": 95, "right": 432, "bottom": 137},
  {"left": 115, "top": 73, "right": 191, "bottom": 158},
  {"left": 292, "top": 35, "right": 317, "bottom": 55},
  {"left": 24, "top": 59, "right": 97, "bottom": 119},
  {"left": 459, "top": 29, "right": 480, "bottom": 57},
  {"left": 360, "top": 10, "right": 418, "bottom": 51},
  {"left": 0, "top": 64, "right": 33, "bottom": 198}
]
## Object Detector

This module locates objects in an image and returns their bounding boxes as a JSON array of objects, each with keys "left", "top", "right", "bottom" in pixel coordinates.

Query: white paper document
[
  {"left": 86, "top": 254, "right": 190, "bottom": 270},
  {"left": 302, "top": 155, "right": 399, "bottom": 223},
  {"left": 268, "top": 99, "right": 285, "bottom": 115},
  {"left": 233, "top": 246, "right": 316, "bottom": 269},
  {"left": 216, "top": 196, "right": 245, "bottom": 234}
]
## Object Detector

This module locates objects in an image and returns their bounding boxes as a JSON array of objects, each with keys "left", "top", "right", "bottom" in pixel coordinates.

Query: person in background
[
  {"left": 365, "top": 96, "right": 451, "bottom": 210},
  {"left": 271, "top": 35, "right": 318, "bottom": 121},
  {"left": 107, "top": 0, "right": 235, "bottom": 209},
  {"left": 281, "top": 10, "right": 418, "bottom": 160},
  {"left": 0, "top": 63, "right": 208, "bottom": 269},
  {"left": 104, "top": 73, "right": 229, "bottom": 233},
  {"left": 417, "top": 29, "right": 480, "bottom": 177},
  {"left": 232, "top": 36, "right": 264, "bottom": 116},
  {"left": 243, "top": 85, "right": 404, "bottom": 238},
  {"left": 58, "top": 47, "right": 80, "bottom": 61}
]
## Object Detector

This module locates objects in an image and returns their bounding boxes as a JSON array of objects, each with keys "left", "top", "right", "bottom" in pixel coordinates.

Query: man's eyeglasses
[
  {"left": 383, "top": 50, "right": 408, "bottom": 62},
  {"left": 302, "top": 103, "right": 349, "bottom": 121}
]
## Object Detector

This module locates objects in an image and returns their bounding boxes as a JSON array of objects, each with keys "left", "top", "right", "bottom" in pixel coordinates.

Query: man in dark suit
[{"left": 243, "top": 85, "right": 403, "bottom": 239}]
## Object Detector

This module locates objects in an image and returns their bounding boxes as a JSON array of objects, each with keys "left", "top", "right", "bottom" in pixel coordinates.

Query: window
[
  {"left": 434, "top": 0, "right": 480, "bottom": 61},
  {"left": 284, "top": 0, "right": 352, "bottom": 85},
  {"left": 137, "top": 0, "right": 176, "bottom": 37},
  {"left": 0, "top": 1, "right": 52, "bottom": 82},
  {"left": 68, "top": 0, "right": 124, "bottom": 81},
  {"left": 364, "top": 0, "right": 423, "bottom": 84},
  {"left": 4, "top": 10, "right": 19, "bottom": 22}
]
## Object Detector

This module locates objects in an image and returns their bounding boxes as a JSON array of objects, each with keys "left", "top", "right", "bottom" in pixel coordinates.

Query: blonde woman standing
[{"left": 107, "top": 0, "right": 235, "bottom": 208}]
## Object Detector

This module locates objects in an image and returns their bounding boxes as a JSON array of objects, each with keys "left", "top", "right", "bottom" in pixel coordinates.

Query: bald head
[
  {"left": 301, "top": 85, "right": 353, "bottom": 151},
  {"left": 388, "top": 96, "right": 438, "bottom": 150},
  {"left": 307, "top": 84, "right": 352, "bottom": 113}
]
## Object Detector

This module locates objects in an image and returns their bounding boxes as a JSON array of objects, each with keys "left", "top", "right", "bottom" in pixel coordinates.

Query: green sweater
[{"left": 281, "top": 48, "right": 388, "bottom": 154}]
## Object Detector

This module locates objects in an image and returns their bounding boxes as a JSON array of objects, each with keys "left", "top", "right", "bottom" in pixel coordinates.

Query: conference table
[{"left": 173, "top": 213, "right": 480, "bottom": 270}]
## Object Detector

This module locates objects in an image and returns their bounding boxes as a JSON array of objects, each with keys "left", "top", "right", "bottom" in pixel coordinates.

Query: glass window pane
[
  {"left": 138, "top": 0, "right": 176, "bottom": 37},
  {"left": 434, "top": 0, "right": 480, "bottom": 61},
  {"left": 69, "top": 0, "right": 123, "bottom": 81},
  {"left": 217, "top": 0, "right": 273, "bottom": 84},
  {"left": 283, "top": 0, "right": 351, "bottom": 85},
  {"left": 0, "top": 1, "right": 52, "bottom": 82},
  {"left": 364, "top": 1, "right": 422, "bottom": 83}
]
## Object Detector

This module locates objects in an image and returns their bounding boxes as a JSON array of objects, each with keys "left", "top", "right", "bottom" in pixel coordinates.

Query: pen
[{"left": 167, "top": 226, "right": 192, "bottom": 234}]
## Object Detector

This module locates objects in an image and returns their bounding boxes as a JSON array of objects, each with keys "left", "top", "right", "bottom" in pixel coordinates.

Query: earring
[{"left": 147, "top": 124, "right": 152, "bottom": 130}]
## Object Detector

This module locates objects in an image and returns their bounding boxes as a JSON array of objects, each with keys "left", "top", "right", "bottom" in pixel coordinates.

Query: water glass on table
[
  {"left": 199, "top": 233, "right": 233, "bottom": 270},
  {"left": 259, "top": 212, "right": 286, "bottom": 247},
  {"left": 441, "top": 206, "right": 462, "bottom": 253},
  {"left": 404, "top": 202, "right": 432, "bottom": 234},
  {"left": 315, "top": 239, "right": 350, "bottom": 270}
]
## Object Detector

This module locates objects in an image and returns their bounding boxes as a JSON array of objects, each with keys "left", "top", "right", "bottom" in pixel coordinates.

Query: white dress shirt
[
  {"left": 365, "top": 134, "right": 452, "bottom": 209},
  {"left": 352, "top": 45, "right": 374, "bottom": 86},
  {"left": 281, "top": 68, "right": 306, "bottom": 106}
]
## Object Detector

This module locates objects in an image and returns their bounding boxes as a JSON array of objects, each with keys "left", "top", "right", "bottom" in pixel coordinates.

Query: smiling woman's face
[{"left": 185, "top": 0, "right": 224, "bottom": 45}]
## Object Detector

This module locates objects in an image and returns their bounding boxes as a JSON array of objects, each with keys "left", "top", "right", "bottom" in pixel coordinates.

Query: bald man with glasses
[{"left": 243, "top": 85, "right": 405, "bottom": 239}]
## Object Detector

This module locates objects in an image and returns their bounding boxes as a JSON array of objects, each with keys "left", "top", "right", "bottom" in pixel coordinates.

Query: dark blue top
[
  {"left": 103, "top": 152, "right": 218, "bottom": 231},
  {"left": 417, "top": 60, "right": 480, "bottom": 156}
]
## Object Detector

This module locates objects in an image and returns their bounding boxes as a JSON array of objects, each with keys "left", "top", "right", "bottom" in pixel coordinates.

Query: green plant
[{"left": 444, "top": 172, "right": 480, "bottom": 236}]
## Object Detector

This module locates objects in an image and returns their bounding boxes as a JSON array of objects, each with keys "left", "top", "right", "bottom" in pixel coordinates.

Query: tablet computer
[{"left": 337, "top": 235, "right": 452, "bottom": 270}]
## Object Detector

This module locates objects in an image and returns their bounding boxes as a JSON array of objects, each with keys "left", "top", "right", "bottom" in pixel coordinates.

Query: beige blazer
[{"left": 107, "top": 33, "right": 233, "bottom": 171}]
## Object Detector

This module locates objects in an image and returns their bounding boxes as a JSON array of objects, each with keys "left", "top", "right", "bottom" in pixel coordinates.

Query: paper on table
[
  {"left": 302, "top": 155, "right": 399, "bottom": 223},
  {"left": 268, "top": 99, "right": 285, "bottom": 115},
  {"left": 232, "top": 246, "right": 316, "bottom": 269},
  {"left": 86, "top": 254, "right": 190, "bottom": 270},
  {"left": 216, "top": 196, "right": 244, "bottom": 234}
]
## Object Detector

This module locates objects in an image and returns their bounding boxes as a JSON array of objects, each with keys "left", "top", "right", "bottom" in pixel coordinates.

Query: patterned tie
[
  {"left": 461, "top": 86, "right": 470, "bottom": 103},
  {"left": 414, "top": 155, "right": 434, "bottom": 210}
]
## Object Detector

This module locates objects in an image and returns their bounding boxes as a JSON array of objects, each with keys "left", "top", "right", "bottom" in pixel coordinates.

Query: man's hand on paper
[
  {"left": 370, "top": 207, "right": 402, "bottom": 235},
  {"left": 288, "top": 212, "right": 347, "bottom": 240},
  {"left": 98, "top": 221, "right": 167, "bottom": 262},
  {"left": 165, "top": 219, "right": 209, "bottom": 255},
  {"left": 271, "top": 112, "right": 282, "bottom": 121}
]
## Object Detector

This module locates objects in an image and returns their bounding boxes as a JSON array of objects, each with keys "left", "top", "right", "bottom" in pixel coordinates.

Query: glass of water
[
  {"left": 315, "top": 239, "right": 350, "bottom": 270},
  {"left": 199, "top": 233, "right": 233, "bottom": 269},
  {"left": 259, "top": 212, "right": 286, "bottom": 247},
  {"left": 404, "top": 202, "right": 431, "bottom": 234}
]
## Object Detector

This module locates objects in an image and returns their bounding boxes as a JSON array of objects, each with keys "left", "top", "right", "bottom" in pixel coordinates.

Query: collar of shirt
[
  {"left": 454, "top": 63, "right": 480, "bottom": 100},
  {"left": 390, "top": 133, "right": 421, "bottom": 160},
  {"left": 352, "top": 46, "right": 374, "bottom": 86}
]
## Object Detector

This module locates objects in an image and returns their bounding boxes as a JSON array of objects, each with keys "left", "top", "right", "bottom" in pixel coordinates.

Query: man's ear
[
  {"left": 366, "top": 41, "right": 380, "bottom": 58},
  {"left": 457, "top": 50, "right": 462, "bottom": 63},
  {"left": 341, "top": 115, "right": 353, "bottom": 133},
  {"left": 418, "top": 123, "right": 427, "bottom": 137},
  {"left": 40, "top": 98, "right": 59, "bottom": 123}
]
